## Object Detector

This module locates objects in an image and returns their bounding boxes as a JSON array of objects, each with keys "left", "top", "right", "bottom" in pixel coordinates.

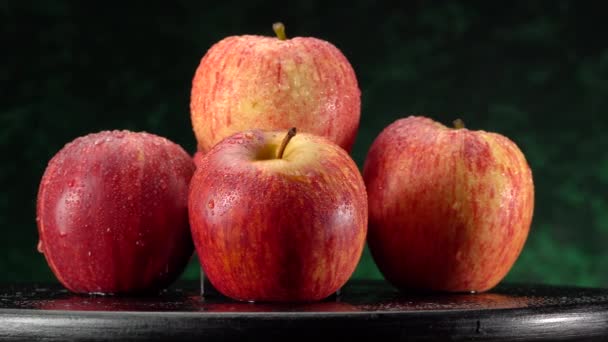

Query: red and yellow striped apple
[
  {"left": 36, "top": 130, "right": 195, "bottom": 294},
  {"left": 363, "top": 116, "right": 534, "bottom": 293},
  {"left": 190, "top": 23, "right": 360, "bottom": 153},
  {"left": 189, "top": 128, "right": 367, "bottom": 302}
]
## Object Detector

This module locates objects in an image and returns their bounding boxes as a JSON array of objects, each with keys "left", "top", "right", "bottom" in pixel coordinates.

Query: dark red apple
[
  {"left": 189, "top": 128, "right": 367, "bottom": 302},
  {"left": 36, "top": 130, "right": 195, "bottom": 294},
  {"left": 363, "top": 116, "right": 534, "bottom": 293}
]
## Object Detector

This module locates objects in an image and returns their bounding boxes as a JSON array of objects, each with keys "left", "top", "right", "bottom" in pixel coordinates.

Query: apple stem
[
  {"left": 273, "top": 22, "right": 287, "bottom": 40},
  {"left": 277, "top": 127, "right": 297, "bottom": 159},
  {"left": 453, "top": 119, "right": 466, "bottom": 129}
]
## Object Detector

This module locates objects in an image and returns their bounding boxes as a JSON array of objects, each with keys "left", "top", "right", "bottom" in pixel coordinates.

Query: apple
[
  {"left": 36, "top": 130, "right": 195, "bottom": 294},
  {"left": 189, "top": 128, "right": 367, "bottom": 302},
  {"left": 363, "top": 116, "right": 534, "bottom": 293},
  {"left": 190, "top": 22, "right": 361, "bottom": 153}
]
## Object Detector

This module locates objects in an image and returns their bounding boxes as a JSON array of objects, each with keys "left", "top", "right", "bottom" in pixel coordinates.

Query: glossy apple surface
[
  {"left": 363, "top": 116, "right": 534, "bottom": 292},
  {"left": 190, "top": 23, "right": 360, "bottom": 153},
  {"left": 189, "top": 129, "right": 367, "bottom": 302},
  {"left": 36, "top": 130, "right": 195, "bottom": 294}
]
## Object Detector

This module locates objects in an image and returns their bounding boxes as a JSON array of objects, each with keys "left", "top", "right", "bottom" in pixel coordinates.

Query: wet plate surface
[{"left": 1, "top": 280, "right": 608, "bottom": 341}]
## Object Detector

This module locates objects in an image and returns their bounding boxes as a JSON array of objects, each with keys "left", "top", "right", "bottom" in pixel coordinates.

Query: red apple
[
  {"left": 363, "top": 116, "right": 534, "bottom": 292},
  {"left": 36, "top": 130, "right": 195, "bottom": 294},
  {"left": 189, "top": 128, "right": 367, "bottom": 302},
  {"left": 190, "top": 23, "right": 360, "bottom": 153}
]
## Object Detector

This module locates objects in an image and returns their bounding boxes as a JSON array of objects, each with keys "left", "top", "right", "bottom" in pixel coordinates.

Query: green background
[{"left": 2, "top": 1, "right": 607, "bottom": 287}]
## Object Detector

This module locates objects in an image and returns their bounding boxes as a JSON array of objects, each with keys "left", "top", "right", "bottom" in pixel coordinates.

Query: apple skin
[
  {"left": 193, "top": 151, "right": 205, "bottom": 169},
  {"left": 363, "top": 116, "right": 534, "bottom": 293},
  {"left": 36, "top": 130, "right": 195, "bottom": 294},
  {"left": 190, "top": 29, "right": 360, "bottom": 153},
  {"left": 189, "top": 129, "right": 367, "bottom": 302}
]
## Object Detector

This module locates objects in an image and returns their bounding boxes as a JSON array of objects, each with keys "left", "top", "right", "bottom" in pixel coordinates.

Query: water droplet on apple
[
  {"left": 159, "top": 180, "right": 167, "bottom": 190},
  {"left": 37, "top": 240, "right": 44, "bottom": 253},
  {"left": 87, "top": 251, "right": 92, "bottom": 257},
  {"left": 67, "top": 179, "right": 75, "bottom": 187},
  {"left": 135, "top": 240, "right": 145, "bottom": 247},
  {"left": 94, "top": 138, "right": 104, "bottom": 146},
  {"left": 106, "top": 227, "right": 111, "bottom": 233},
  {"left": 207, "top": 199, "right": 214, "bottom": 209}
]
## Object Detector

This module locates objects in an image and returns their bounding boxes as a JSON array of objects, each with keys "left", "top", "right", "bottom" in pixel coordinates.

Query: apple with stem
[
  {"left": 190, "top": 22, "right": 360, "bottom": 153},
  {"left": 189, "top": 128, "right": 367, "bottom": 302},
  {"left": 363, "top": 116, "right": 534, "bottom": 293},
  {"left": 36, "top": 130, "right": 195, "bottom": 294}
]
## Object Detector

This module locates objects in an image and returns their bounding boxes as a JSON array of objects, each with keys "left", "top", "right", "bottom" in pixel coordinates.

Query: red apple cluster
[{"left": 36, "top": 23, "right": 534, "bottom": 301}]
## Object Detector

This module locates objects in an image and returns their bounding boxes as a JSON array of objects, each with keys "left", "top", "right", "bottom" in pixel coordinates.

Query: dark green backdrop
[{"left": 2, "top": 1, "right": 607, "bottom": 287}]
